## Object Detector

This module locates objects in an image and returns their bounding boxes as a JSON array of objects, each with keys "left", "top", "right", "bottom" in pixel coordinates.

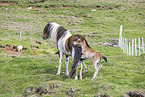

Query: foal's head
[
  {"left": 72, "top": 34, "right": 91, "bottom": 48},
  {"left": 72, "top": 36, "right": 84, "bottom": 46}
]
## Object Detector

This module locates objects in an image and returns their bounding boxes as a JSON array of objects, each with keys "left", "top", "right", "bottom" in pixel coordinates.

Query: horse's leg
[
  {"left": 80, "top": 61, "right": 83, "bottom": 80},
  {"left": 91, "top": 60, "right": 99, "bottom": 80},
  {"left": 82, "top": 60, "right": 88, "bottom": 73},
  {"left": 56, "top": 52, "right": 63, "bottom": 75},
  {"left": 65, "top": 55, "right": 69, "bottom": 76},
  {"left": 75, "top": 66, "right": 78, "bottom": 80}
]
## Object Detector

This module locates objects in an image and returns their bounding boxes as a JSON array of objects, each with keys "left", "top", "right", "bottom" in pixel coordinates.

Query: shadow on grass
[{"left": 33, "top": 67, "right": 69, "bottom": 81}]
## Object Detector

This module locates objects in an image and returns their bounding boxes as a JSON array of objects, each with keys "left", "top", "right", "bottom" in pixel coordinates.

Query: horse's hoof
[
  {"left": 65, "top": 73, "right": 69, "bottom": 76},
  {"left": 56, "top": 73, "right": 60, "bottom": 75},
  {"left": 91, "top": 78, "right": 94, "bottom": 80},
  {"left": 75, "top": 76, "right": 78, "bottom": 80}
]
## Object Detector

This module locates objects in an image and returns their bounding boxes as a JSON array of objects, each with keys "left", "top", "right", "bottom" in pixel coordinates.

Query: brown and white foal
[{"left": 69, "top": 37, "right": 107, "bottom": 80}]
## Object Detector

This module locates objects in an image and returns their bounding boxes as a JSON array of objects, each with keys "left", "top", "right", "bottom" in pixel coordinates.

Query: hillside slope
[{"left": 0, "top": 0, "right": 145, "bottom": 96}]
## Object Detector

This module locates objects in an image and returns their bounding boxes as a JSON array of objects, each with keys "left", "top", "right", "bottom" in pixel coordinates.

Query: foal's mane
[
  {"left": 85, "top": 39, "right": 91, "bottom": 48},
  {"left": 80, "top": 35, "right": 91, "bottom": 48}
]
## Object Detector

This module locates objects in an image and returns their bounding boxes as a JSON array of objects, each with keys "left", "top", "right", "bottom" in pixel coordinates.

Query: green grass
[{"left": 0, "top": 0, "right": 145, "bottom": 96}]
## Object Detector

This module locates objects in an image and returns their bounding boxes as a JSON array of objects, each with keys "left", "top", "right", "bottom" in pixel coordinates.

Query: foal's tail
[
  {"left": 102, "top": 56, "right": 107, "bottom": 62},
  {"left": 69, "top": 46, "right": 82, "bottom": 78}
]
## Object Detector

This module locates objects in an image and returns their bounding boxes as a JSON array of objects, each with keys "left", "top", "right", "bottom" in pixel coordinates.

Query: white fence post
[
  {"left": 125, "top": 38, "right": 127, "bottom": 54},
  {"left": 138, "top": 38, "right": 140, "bottom": 55},
  {"left": 132, "top": 39, "right": 134, "bottom": 55},
  {"left": 142, "top": 37, "right": 144, "bottom": 53},
  {"left": 129, "top": 42, "right": 131, "bottom": 55},
  {"left": 135, "top": 38, "right": 137, "bottom": 56},
  {"left": 127, "top": 39, "right": 128, "bottom": 55},
  {"left": 119, "top": 25, "right": 123, "bottom": 48},
  {"left": 122, "top": 38, "right": 125, "bottom": 53}
]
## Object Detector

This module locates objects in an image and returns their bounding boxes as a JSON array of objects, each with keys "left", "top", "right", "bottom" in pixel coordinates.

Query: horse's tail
[
  {"left": 102, "top": 56, "right": 107, "bottom": 62},
  {"left": 69, "top": 46, "right": 82, "bottom": 78}
]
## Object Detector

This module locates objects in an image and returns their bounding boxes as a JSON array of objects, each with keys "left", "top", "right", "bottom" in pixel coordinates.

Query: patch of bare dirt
[
  {"left": 0, "top": 3, "right": 10, "bottom": 6},
  {"left": 0, "top": 44, "right": 28, "bottom": 55},
  {"left": 0, "top": 2, "right": 19, "bottom": 7}
]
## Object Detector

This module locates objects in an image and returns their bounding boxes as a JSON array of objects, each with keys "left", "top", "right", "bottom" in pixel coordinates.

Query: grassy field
[{"left": 0, "top": 0, "right": 145, "bottom": 96}]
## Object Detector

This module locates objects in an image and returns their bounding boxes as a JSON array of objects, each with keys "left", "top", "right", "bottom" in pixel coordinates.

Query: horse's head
[
  {"left": 43, "top": 33, "right": 48, "bottom": 40},
  {"left": 43, "top": 23, "right": 51, "bottom": 40}
]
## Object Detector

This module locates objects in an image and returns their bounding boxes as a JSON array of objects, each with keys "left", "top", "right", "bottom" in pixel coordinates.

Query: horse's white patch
[
  {"left": 49, "top": 22, "right": 60, "bottom": 43},
  {"left": 57, "top": 31, "right": 72, "bottom": 55}
]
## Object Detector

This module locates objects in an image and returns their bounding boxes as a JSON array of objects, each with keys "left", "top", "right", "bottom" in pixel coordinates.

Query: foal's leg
[
  {"left": 98, "top": 63, "right": 102, "bottom": 70},
  {"left": 79, "top": 61, "right": 83, "bottom": 80},
  {"left": 65, "top": 55, "right": 69, "bottom": 76},
  {"left": 82, "top": 60, "right": 88, "bottom": 73},
  {"left": 91, "top": 60, "right": 99, "bottom": 80},
  {"left": 56, "top": 52, "right": 63, "bottom": 75},
  {"left": 78, "top": 62, "right": 81, "bottom": 69}
]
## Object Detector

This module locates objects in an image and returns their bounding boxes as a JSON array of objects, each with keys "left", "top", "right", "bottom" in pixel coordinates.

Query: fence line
[{"left": 118, "top": 25, "right": 145, "bottom": 56}]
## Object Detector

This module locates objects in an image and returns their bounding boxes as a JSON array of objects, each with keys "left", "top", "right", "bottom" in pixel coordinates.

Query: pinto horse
[
  {"left": 69, "top": 37, "right": 107, "bottom": 80},
  {"left": 43, "top": 22, "right": 90, "bottom": 76}
]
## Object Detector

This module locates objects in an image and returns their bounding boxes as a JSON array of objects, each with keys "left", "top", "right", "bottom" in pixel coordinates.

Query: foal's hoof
[{"left": 79, "top": 66, "right": 81, "bottom": 69}]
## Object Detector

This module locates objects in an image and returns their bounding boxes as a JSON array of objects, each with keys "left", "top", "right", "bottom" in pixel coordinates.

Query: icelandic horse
[
  {"left": 43, "top": 22, "right": 89, "bottom": 76},
  {"left": 69, "top": 37, "right": 107, "bottom": 80}
]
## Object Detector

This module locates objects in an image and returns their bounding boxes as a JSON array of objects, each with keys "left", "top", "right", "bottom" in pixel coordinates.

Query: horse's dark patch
[
  {"left": 56, "top": 26, "right": 67, "bottom": 41},
  {"left": 67, "top": 36, "right": 72, "bottom": 52},
  {"left": 66, "top": 34, "right": 89, "bottom": 53}
]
